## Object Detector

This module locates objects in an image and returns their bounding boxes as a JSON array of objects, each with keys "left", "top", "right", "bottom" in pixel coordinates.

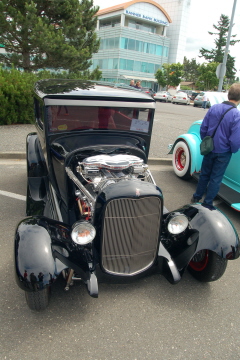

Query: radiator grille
[{"left": 102, "top": 197, "right": 161, "bottom": 275}]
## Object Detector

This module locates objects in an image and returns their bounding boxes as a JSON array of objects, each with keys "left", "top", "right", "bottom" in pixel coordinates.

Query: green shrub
[
  {"left": 0, "top": 67, "right": 102, "bottom": 125},
  {"left": 0, "top": 68, "right": 36, "bottom": 125}
]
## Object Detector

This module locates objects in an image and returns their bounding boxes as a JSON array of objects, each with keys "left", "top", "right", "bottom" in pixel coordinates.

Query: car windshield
[{"left": 47, "top": 106, "right": 153, "bottom": 134}]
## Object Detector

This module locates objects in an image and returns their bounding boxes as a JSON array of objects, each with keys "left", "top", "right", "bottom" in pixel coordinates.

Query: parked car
[
  {"left": 190, "top": 92, "right": 200, "bottom": 101},
  {"left": 194, "top": 93, "right": 211, "bottom": 108},
  {"left": 169, "top": 91, "right": 240, "bottom": 211},
  {"left": 172, "top": 91, "right": 191, "bottom": 105},
  {"left": 154, "top": 91, "right": 173, "bottom": 102},
  {"left": 141, "top": 87, "right": 155, "bottom": 98},
  {"left": 14, "top": 80, "right": 239, "bottom": 311}
]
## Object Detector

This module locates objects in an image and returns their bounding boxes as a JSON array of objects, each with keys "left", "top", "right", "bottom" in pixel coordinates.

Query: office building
[{"left": 91, "top": 0, "right": 191, "bottom": 88}]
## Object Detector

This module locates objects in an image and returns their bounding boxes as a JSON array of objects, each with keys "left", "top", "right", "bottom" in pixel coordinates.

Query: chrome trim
[
  {"left": 102, "top": 196, "right": 161, "bottom": 275},
  {"left": 44, "top": 99, "right": 155, "bottom": 109},
  {"left": 65, "top": 167, "right": 95, "bottom": 207},
  {"left": 50, "top": 184, "right": 63, "bottom": 222}
]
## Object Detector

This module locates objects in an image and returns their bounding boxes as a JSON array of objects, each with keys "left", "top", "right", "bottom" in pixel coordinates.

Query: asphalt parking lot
[{"left": 1, "top": 102, "right": 240, "bottom": 360}]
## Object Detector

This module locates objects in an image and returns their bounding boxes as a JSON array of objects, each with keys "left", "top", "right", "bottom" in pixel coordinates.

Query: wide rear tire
[
  {"left": 172, "top": 140, "right": 191, "bottom": 180},
  {"left": 25, "top": 287, "right": 50, "bottom": 311},
  {"left": 188, "top": 250, "right": 228, "bottom": 282}
]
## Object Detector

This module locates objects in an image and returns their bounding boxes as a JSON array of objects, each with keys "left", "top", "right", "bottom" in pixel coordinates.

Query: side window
[{"left": 34, "top": 98, "right": 44, "bottom": 130}]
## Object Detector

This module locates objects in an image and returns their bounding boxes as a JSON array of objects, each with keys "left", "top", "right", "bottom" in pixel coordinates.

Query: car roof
[{"left": 34, "top": 79, "right": 155, "bottom": 103}]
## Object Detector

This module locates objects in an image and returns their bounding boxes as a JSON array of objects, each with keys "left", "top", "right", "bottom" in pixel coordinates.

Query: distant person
[
  {"left": 129, "top": 79, "right": 135, "bottom": 87},
  {"left": 191, "top": 83, "right": 240, "bottom": 210},
  {"left": 135, "top": 81, "right": 141, "bottom": 89},
  {"left": 201, "top": 93, "right": 209, "bottom": 109}
]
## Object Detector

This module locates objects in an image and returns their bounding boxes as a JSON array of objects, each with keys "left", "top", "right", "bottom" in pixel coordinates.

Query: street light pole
[{"left": 217, "top": 0, "right": 238, "bottom": 92}]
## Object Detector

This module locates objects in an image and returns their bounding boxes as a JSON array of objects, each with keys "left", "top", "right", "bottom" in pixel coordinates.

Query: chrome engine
[{"left": 66, "top": 154, "right": 155, "bottom": 220}]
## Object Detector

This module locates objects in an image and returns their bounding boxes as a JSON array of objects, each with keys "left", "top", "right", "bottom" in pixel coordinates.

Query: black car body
[{"left": 14, "top": 79, "right": 239, "bottom": 310}]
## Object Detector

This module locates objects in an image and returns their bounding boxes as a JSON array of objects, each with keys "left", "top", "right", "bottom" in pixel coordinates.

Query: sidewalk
[{"left": 0, "top": 124, "right": 172, "bottom": 164}]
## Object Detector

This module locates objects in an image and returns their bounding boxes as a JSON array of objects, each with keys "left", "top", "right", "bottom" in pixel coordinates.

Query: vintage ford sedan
[
  {"left": 170, "top": 92, "right": 240, "bottom": 211},
  {"left": 14, "top": 81, "right": 239, "bottom": 310}
]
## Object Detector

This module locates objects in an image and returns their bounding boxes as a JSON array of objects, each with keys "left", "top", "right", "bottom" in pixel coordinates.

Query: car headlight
[
  {"left": 167, "top": 214, "right": 189, "bottom": 235},
  {"left": 71, "top": 221, "right": 96, "bottom": 245}
]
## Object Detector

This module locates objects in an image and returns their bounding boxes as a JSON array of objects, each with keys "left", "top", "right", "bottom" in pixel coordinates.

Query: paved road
[{"left": 1, "top": 158, "right": 240, "bottom": 360}]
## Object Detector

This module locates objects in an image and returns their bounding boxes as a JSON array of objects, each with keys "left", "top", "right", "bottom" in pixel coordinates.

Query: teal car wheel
[{"left": 172, "top": 140, "right": 191, "bottom": 180}]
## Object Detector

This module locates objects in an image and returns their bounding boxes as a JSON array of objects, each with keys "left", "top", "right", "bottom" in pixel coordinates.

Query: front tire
[
  {"left": 188, "top": 250, "right": 228, "bottom": 282},
  {"left": 25, "top": 287, "right": 50, "bottom": 311},
  {"left": 172, "top": 140, "right": 191, "bottom": 179}
]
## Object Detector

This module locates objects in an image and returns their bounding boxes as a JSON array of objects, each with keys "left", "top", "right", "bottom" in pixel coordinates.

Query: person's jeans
[
  {"left": 193, "top": 151, "right": 232, "bottom": 205},
  {"left": 201, "top": 101, "right": 207, "bottom": 109}
]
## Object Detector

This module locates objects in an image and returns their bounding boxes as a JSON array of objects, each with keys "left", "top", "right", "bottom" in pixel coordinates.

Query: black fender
[
  {"left": 14, "top": 216, "right": 94, "bottom": 292},
  {"left": 27, "top": 133, "right": 47, "bottom": 178},
  {"left": 26, "top": 133, "right": 48, "bottom": 215},
  {"left": 187, "top": 204, "right": 239, "bottom": 260},
  {"left": 159, "top": 204, "right": 239, "bottom": 282}
]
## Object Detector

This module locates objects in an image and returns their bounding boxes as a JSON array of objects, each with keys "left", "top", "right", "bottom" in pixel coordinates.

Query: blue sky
[{"left": 93, "top": 0, "right": 240, "bottom": 77}]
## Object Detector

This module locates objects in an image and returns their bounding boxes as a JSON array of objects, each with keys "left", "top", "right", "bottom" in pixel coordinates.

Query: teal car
[{"left": 169, "top": 92, "right": 240, "bottom": 211}]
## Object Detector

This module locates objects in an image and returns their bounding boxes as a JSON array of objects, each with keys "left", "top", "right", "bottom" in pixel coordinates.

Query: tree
[
  {"left": 0, "top": 0, "right": 100, "bottom": 72},
  {"left": 195, "top": 62, "right": 219, "bottom": 91},
  {"left": 183, "top": 57, "right": 200, "bottom": 82},
  {"left": 199, "top": 14, "right": 240, "bottom": 81},
  {"left": 155, "top": 63, "right": 183, "bottom": 89}
]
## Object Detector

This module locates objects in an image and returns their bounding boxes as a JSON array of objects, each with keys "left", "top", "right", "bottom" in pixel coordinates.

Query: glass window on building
[
  {"left": 99, "top": 17, "right": 121, "bottom": 28},
  {"left": 113, "top": 58, "right": 118, "bottom": 69},
  {"left": 147, "top": 63, "right": 154, "bottom": 73},
  {"left": 126, "top": 59, "right": 134, "bottom": 71},
  {"left": 128, "top": 38, "right": 135, "bottom": 51},
  {"left": 156, "top": 45, "right": 163, "bottom": 56},
  {"left": 149, "top": 43, "right": 156, "bottom": 55},
  {"left": 134, "top": 61, "right": 141, "bottom": 72},
  {"left": 128, "top": 20, "right": 156, "bottom": 34},
  {"left": 163, "top": 46, "right": 169, "bottom": 57},
  {"left": 120, "top": 58, "right": 126, "bottom": 70},
  {"left": 102, "top": 59, "right": 109, "bottom": 69},
  {"left": 136, "top": 40, "right": 143, "bottom": 52},
  {"left": 143, "top": 42, "right": 149, "bottom": 54},
  {"left": 120, "top": 37, "right": 128, "bottom": 50},
  {"left": 108, "top": 38, "right": 115, "bottom": 48}
]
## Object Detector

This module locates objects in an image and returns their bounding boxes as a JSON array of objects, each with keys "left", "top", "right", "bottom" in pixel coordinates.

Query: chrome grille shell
[{"left": 101, "top": 196, "right": 161, "bottom": 275}]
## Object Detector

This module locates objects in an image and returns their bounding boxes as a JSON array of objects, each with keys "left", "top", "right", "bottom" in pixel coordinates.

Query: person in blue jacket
[{"left": 191, "top": 83, "right": 240, "bottom": 210}]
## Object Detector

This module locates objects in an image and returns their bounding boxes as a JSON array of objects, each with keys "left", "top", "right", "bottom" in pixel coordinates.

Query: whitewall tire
[{"left": 172, "top": 141, "right": 191, "bottom": 179}]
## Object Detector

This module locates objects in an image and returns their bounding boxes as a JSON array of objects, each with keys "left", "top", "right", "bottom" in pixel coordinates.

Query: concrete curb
[
  {"left": 0, "top": 152, "right": 26, "bottom": 159},
  {"left": 0, "top": 152, "right": 172, "bottom": 165}
]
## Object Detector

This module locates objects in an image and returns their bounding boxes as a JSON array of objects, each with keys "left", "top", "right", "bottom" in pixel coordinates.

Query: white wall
[{"left": 155, "top": 0, "right": 191, "bottom": 64}]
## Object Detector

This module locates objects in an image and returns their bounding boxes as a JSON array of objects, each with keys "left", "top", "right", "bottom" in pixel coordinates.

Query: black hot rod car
[{"left": 14, "top": 79, "right": 239, "bottom": 310}]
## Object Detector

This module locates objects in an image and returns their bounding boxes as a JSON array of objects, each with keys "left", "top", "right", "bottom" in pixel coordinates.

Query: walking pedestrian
[
  {"left": 201, "top": 93, "right": 208, "bottom": 109},
  {"left": 191, "top": 83, "right": 240, "bottom": 210}
]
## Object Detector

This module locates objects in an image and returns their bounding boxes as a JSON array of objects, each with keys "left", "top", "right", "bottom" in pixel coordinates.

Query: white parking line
[{"left": 0, "top": 190, "right": 26, "bottom": 201}]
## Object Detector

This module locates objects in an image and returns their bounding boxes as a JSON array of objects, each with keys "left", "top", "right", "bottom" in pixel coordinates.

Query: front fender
[
  {"left": 170, "top": 134, "right": 203, "bottom": 174},
  {"left": 14, "top": 217, "right": 92, "bottom": 292},
  {"left": 188, "top": 204, "right": 239, "bottom": 259},
  {"left": 160, "top": 204, "right": 239, "bottom": 279}
]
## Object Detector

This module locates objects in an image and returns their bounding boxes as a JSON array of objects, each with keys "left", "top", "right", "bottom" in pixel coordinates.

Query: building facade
[
  {"left": 91, "top": 0, "right": 191, "bottom": 88},
  {"left": 91, "top": 0, "right": 172, "bottom": 88}
]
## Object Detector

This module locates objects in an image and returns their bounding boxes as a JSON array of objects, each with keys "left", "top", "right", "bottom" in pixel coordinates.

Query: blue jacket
[{"left": 200, "top": 101, "right": 240, "bottom": 153}]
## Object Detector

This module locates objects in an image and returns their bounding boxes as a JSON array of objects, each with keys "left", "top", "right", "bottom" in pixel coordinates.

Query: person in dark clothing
[
  {"left": 129, "top": 79, "right": 135, "bottom": 87},
  {"left": 191, "top": 83, "right": 240, "bottom": 210},
  {"left": 135, "top": 81, "right": 141, "bottom": 89}
]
